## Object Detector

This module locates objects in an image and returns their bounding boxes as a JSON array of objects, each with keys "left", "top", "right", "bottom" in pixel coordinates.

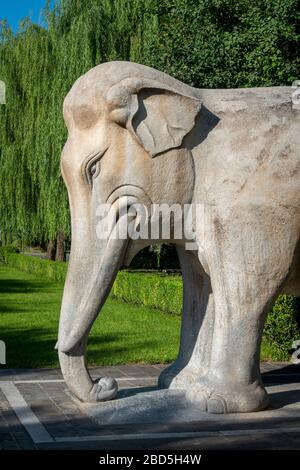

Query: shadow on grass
[
  {"left": 0, "top": 305, "right": 28, "bottom": 314},
  {"left": 0, "top": 278, "right": 60, "bottom": 294},
  {"left": 0, "top": 301, "right": 60, "bottom": 315},
  {"left": 0, "top": 327, "right": 160, "bottom": 369}
]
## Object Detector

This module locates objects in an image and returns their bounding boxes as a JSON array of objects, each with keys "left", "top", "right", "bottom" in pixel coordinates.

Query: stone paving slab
[
  {"left": 0, "top": 362, "right": 295, "bottom": 382},
  {"left": 0, "top": 362, "right": 299, "bottom": 450}
]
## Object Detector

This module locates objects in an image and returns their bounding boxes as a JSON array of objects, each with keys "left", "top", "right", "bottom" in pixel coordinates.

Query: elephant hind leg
[
  {"left": 282, "top": 240, "right": 300, "bottom": 296},
  {"left": 187, "top": 210, "right": 298, "bottom": 413},
  {"left": 158, "top": 246, "right": 214, "bottom": 389}
]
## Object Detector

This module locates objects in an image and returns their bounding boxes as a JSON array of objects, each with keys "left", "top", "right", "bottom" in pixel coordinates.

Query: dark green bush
[
  {"left": 130, "top": 246, "right": 159, "bottom": 269},
  {"left": 263, "top": 294, "right": 300, "bottom": 360},
  {"left": 130, "top": 244, "right": 180, "bottom": 269}
]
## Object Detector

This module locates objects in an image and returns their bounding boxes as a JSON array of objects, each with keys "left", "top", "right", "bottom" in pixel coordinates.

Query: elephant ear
[{"left": 106, "top": 78, "right": 201, "bottom": 157}]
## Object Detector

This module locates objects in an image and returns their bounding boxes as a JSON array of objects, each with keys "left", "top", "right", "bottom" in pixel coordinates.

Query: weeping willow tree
[
  {"left": 0, "top": 0, "right": 146, "bottom": 257},
  {"left": 0, "top": 0, "right": 299, "bottom": 259}
]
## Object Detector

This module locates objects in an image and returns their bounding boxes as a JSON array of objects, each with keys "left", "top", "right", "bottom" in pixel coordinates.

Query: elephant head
[{"left": 58, "top": 61, "right": 202, "bottom": 402}]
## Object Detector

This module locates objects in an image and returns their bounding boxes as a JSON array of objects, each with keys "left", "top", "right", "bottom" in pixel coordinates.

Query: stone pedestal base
[{"left": 76, "top": 383, "right": 300, "bottom": 427}]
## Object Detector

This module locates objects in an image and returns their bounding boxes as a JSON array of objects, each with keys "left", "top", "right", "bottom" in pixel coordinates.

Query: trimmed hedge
[
  {"left": 2, "top": 252, "right": 300, "bottom": 359},
  {"left": 111, "top": 271, "right": 182, "bottom": 315},
  {"left": 3, "top": 252, "right": 67, "bottom": 282},
  {"left": 3, "top": 253, "right": 182, "bottom": 314}
]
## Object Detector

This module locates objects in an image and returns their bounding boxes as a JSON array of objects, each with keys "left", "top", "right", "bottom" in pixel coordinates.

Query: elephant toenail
[{"left": 208, "top": 396, "right": 227, "bottom": 414}]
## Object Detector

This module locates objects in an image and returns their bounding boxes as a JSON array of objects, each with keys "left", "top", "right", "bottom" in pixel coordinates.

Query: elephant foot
[
  {"left": 158, "top": 362, "right": 202, "bottom": 390},
  {"left": 89, "top": 376, "right": 118, "bottom": 402},
  {"left": 186, "top": 378, "right": 269, "bottom": 414}
]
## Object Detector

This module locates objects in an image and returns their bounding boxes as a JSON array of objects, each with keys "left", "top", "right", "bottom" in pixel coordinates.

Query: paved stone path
[{"left": 0, "top": 362, "right": 299, "bottom": 450}]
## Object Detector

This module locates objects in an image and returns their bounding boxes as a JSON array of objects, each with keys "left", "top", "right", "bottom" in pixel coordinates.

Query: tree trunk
[
  {"left": 55, "top": 231, "right": 65, "bottom": 262},
  {"left": 47, "top": 240, "right": 56, "bottom": 260}
]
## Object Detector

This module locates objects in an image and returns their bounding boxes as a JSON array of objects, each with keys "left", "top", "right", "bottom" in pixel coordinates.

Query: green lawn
[{"left": 0, "top": 264, "right": 180, "bottom": 368}]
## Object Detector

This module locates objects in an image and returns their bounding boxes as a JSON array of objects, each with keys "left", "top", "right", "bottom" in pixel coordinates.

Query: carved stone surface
[{"left": 58, "top": 61, "right": 300, "bottom": 414}]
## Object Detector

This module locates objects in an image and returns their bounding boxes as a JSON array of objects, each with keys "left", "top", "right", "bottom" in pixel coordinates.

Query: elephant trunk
[{"left": 58, "top": 211, "right": 131, "bottom": 402}]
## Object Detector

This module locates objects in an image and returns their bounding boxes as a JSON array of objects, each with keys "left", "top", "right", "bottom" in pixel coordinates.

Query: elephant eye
[
  {"left": 83, "top": 148, "right": 107, "bottom": 189},
  {"left": 86, "top": 160, "right": 101, "bottom": 187},
  {"left": 90, "top": 163, "right": 97, "bottom": 176}
]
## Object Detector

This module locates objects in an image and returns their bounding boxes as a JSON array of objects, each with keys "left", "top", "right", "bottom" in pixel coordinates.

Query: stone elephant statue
[{"left": 57, "top": 61, "right": 300, "bottom": 414}]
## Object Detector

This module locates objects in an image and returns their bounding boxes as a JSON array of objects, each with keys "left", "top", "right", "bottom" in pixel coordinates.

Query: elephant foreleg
[{"left": 59, "top": 335, "right": 118, "bottom": 402}]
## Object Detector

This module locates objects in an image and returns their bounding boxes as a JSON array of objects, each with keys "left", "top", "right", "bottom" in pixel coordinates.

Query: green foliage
[
  {"left": 0, "top": 244, "right": 20, "bottom": 262},
  {"left": 0, "top": 0, "right": 299, "bottom": 247},
  {"left": 263, "top": 294, "right": 300, "bottom": 360}
]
